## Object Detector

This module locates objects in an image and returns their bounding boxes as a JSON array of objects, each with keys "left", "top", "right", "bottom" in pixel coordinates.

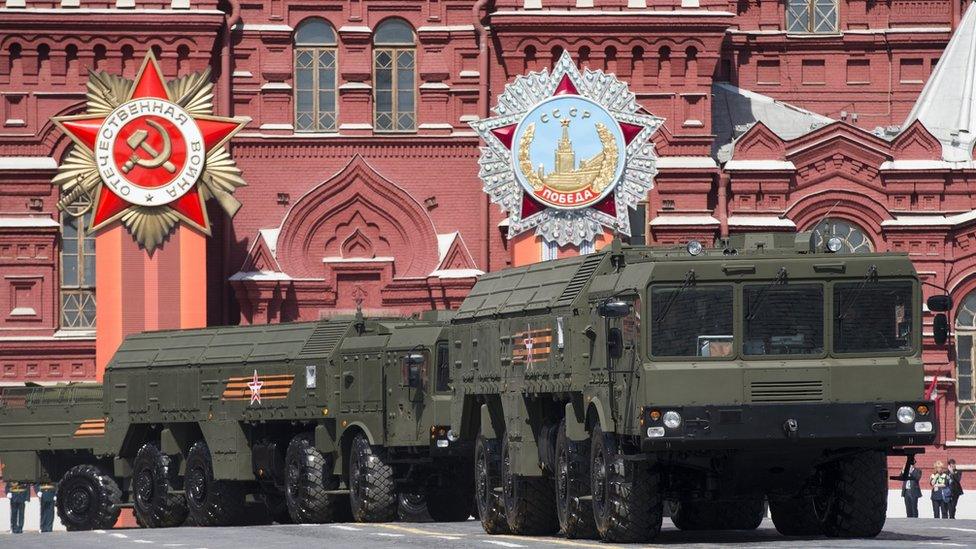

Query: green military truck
[
  {"left": 451, "top": 233, "right": 938, "bottom": 542},
  {"left": 0, "top": 313, "right": 472, "bottom": 530}
]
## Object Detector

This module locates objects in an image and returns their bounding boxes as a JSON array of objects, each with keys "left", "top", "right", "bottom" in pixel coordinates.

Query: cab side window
[{"left": 435, "top": 341, "right": 450, "bottom": 393}]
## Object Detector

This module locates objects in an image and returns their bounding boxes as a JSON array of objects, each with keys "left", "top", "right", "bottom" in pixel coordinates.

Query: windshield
[
  {"left": 834, "top": 280, "right": 913, "bottom": 353},
  {"left": 650, "top": 285, "right": 733, "bottom": 357},
  {"left": 743, "top": 284, "right": 824, "bottom": 356}
]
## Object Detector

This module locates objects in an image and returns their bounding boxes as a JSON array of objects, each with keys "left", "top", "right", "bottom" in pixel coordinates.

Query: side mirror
[
  {"left": 404, "top": 353, "right": 425, "bottom": 366},
  {"left": 934, "top": 314, "right": 949, "bottom": 346},
  {"left": 928, "top": 295, "right": 953, "bottom": 312},
  {"left": 607, "top": 327, "right": 623, "bottom": 360},
  {"left": 598, "top": 301, "right": 631, "bottom": 318}
]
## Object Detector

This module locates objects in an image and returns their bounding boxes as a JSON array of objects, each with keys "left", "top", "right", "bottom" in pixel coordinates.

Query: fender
[
  {"left": 479, "top": 403, "right": 497, "bottom": 440},
  {"left": 341, "top": 421, "right": 377, "bottom": 445},
  {"left": 586, "top": 396, "right": 614, "bottom": 434},
  {"left": 198, "top": 420, "right": 252, "bottom": 480}
]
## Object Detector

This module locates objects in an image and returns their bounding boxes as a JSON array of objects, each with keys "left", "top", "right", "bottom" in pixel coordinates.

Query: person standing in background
[
  {"left": 932, "top": 461, "right": 952, "bottom": 519},
  {"left": 948, "top": 459, "right": 964, "bottom": 519},
  {"left": 902, "top": 461, "right": 922, "bottom": 517},
  {"left": 37, "top": 481, "right": 56, "bottom": 532},
  {"left": 6, "top": 480, "right": 29, "bottom": 533}
]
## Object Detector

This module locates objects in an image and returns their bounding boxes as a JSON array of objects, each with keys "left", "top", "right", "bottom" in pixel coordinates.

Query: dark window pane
[
  {"left": 83, "top": 255, "right": 95, "bottom": 285},
  {"left": 744, "top": 284, "right": 824, "bottom": 356},
  {"left": 375, "top": 18, "right": 414, "bottom": 45},
  {"left": 296, "top": 68, "right": 313, "bottom": 90},
  {"left": 376, "top": 67, "right": 393, "bottom": 91},
  {"left": 833, "top": 281, "right": 914, "bottom": 354},
  {"left": 436, "top": 343, "right": 450, "bottom": 393},
  {"left": 376, "top": 90, "right": 393, "bottom": 113},
  {"left": 959, "top": 335, "right": 973, "bottom": 401},
  {"left": 627, "top": 204, "right": 647, "bottom": 245},
  {"left": 651, "top": 285, "right": 733, "bottom": 357},
  {"left": 63, "top": 256, "right": 78, "bottom": 287},
  {"left": 319, "top": 91, "right": 336, "bottom": 112},
  {"left": 397, "top": 90, "right": 414, "bottom": 112},
  {"left": 295, "top": 18, "right": 336, "bottom": 45},
  {"left": 297, "top": 90, "right": 313, "bottom": 112}
]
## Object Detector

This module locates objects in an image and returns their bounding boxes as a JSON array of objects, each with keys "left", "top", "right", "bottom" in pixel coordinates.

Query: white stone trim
[
  {"left": 419, "top": 123, "right": 454, "bottom": 130},
  {"left": 338, "top": 25, "right": 372, "bottom": 33},
  {"left": 882, "top": 210, "right": 976, "bottom": 228},
  {"left": 0, "top": 216, "right": 59, "bottom": 228},
  {"left": 459, "top": 70, "right": 481, "bottom": 78},
  {"left": 431, "top": 269, "right": 484, "bottom": 279},
  {"left": 0, "top": 156, "right": 58, "bottom": 170},
  {"left": 495, "top": 9, "right": 735, "bottom": 16},
  {"left": 339, "top": 123, "right": 374, "bottom": 130},
  {"left": 229, "top": 270, "right": 292, "bottom": 282},
  {"left": 420, "top": 82, "right": 450, "bottom": 90},
  {"left": 338, "top": 82, "right": 372, "bottom": 90},
  {"left": 417, "top": 25, "right": 475, "bottom": 33},
  {"left": 880, "top": 159, "right": 970, "bottom": 170},
  {"left": 322, "top": 256, "right": 395, "bottom": 263},
  {"left": 241, "top": 23, "right": 293, "bottom": 32},
  {"left": 655, "top": 156, "right": 718, "bottom": 169},
  {"left": 649, "top": 215, "right": 720, "bottom": 226},
  {"left": 724, "top": 159, "right": 796, "bottom": 171},
  {"left": 232, "top": 70, "right": 253, "bottom": 78}
]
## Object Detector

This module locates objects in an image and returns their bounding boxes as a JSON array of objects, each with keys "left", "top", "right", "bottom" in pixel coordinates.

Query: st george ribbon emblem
[
  {"left": 53, "top": 52, "right": 248, "bottom": 252},
  {"left": 471, "top": 51, "right": 662, "bottom": 246}
]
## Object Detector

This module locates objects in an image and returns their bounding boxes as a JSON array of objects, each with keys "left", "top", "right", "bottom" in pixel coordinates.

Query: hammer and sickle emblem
[{"left": 122, "top": 119, "right": 176, "bottom": 174}]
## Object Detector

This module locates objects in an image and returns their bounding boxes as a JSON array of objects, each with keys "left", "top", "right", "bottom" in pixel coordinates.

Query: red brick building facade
[{"left": 3, "top": 0, "right": 976, "bottom": 481}]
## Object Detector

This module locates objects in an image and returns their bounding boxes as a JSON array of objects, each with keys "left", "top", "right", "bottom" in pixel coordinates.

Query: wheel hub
[{"left": 187, "top": 466, "right": 207, "bottom": 504}]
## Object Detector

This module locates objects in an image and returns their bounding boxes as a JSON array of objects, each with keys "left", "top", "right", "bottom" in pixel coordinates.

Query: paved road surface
[{"left": 4, "top": 518, "right": 976, "bottom": 548}]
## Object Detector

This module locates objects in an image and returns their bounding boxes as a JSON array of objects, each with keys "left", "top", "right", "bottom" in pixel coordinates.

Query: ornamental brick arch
[
  {"left": 785, "top": 191, "right": 890, "bottom": 249},
  {"left": 275, "top": 155, "right": 440, "bottom": 279}
]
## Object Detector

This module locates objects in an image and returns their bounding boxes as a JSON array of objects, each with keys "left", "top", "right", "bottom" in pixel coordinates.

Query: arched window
[
  {"left": 373, "top": 18, "right": 416, "bottom": 132},
  {"left": 809, "top": 218, "right": 874, "bottom": 253},
  {"left": 956, "top": 292, "right": 976, "bottom": 437},
  {"left": 786, "top": 0, "right": 838, "bottom": 33},
  {"left": 60, "top": 200, "right": 95, "bottom": 329},
  {"left": 294, "top": 18, "right": 338, "bottom": 132}
]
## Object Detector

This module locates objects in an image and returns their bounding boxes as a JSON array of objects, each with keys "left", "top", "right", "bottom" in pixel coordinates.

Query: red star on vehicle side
[{"left": 247, "top": 370, "right": 263, "bottom": 406}]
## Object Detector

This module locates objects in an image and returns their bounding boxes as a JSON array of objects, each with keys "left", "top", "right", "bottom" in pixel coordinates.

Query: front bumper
[{"left": 640, "top": 401, "right": 936, "bottom": 451}]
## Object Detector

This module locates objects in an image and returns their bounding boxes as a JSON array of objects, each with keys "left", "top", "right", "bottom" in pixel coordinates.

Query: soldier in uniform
[
  {"left": 37, "top": 481, "right": 56, "bottom": 532},
  {"left": 6, "top": 480, "right": 29, "bottom": 534}
]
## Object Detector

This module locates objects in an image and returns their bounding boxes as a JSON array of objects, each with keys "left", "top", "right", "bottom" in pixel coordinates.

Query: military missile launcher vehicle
[
  {"left": 450, "top": 233, "right": 938, "bottom": 542},
  {"left": 0, "top": 313, "right": 472, "bottom": 530}
]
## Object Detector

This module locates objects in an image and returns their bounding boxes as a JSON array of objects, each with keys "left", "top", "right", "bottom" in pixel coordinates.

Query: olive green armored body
[
  {"left": 450, "top": 233, "right": 937, "bottom": 542},
  {"left": 0, "top": 313, "right": 471, "bottom": 530},
  {"left": 0, "top": 232, "right": 938, "bottom": 542}
]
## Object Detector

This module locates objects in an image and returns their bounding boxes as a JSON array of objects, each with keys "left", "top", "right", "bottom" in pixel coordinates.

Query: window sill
[{"left": 53, "top": 329, "right": 96, "bottom": 340}]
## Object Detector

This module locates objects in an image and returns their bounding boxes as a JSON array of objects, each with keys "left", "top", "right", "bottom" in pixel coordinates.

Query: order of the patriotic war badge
[
  {"left": 53, "top": 52, "right": 248, "bottom": 252},
  {"left": 470, "top": 51, "right": 662, "bottom": 246}
]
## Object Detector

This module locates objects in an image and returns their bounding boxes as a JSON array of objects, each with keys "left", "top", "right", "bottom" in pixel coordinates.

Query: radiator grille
[{"left": 749, "top": 380, "right": 824, "bottom": 403}]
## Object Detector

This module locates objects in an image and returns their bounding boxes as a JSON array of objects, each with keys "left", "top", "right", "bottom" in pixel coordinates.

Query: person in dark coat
[
  {"left": 6, "top": 481, "right": 30, "bottom": 534},
  {"left": 948, "top": 459, "right": 964, "bottom": 519},
  {"left": 902, "top": 462, "right": 923, "bottom": 517},
  {"left": 37, "top": 481, "right": 56, "bottom": 532}
]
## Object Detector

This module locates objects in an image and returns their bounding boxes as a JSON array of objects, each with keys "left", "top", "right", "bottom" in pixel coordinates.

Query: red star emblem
[
  {"left": 53, "top": 52, "right": 246, "bottom": 234},
  {"left": 247, "top": 370, "right": 263, "bottom": 405},
  {"left": 488, "top": 75, "right": 645, "bottom": 221}
]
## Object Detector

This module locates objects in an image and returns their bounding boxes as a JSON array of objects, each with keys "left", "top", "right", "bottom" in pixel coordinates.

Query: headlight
[
  {"left": 446, "top": 429, "right": 459, "bottom": 442},
  {"left": 826, "top": 236, "right": 844, "bottom": 253},
  {"left": 897, "top": 406, "right": 916, "bottom": 424},
  {"left": 663, "top": 411, "right": 682, "bottom": 429},
  {"left": 646, "top": 427, "right": 665, "bottom": 438},
  {"left": 686, "top": 240, "right": 703, "bottom": 256},
  {"left": 915, "top": 422, "right": 933, "bottom": 433},
  {"left": 435, "top": 439, "right": 449, "bottom": 448}
]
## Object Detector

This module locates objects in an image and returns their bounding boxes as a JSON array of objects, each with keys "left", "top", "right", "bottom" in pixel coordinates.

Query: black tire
[
  {"left": 56, "top": 464, "right": 122, "bottom": 531},
  {"left": 590, "top": 424, "right": 661, "bottom": 542},
  {"left": 474, "top": 435, "right": 509, "bottom": 534},
  {"left": 555, "top": 419, "right": 597, "bottom": 538},
  {"left": 501, "top": 437, "right": 559, "bottom": 535},
  {"left": 349, "top": 432, "right": 397, "bottom": 522},
  {"left": 132, "top": 442, "right": 189, "bottom": 528},
  {"left": 397, "top": 491, "right": 431, "bottom": 522},
  {"left": 820, "top": 451, "right": 887, "bottom": 538},
  {"left": 184, "top": 440, "right": 247, "bottom": 526},
  {"left": 770, "top": 495, "right": 824, "bottom": 536},
  {"left": 285, "top": 433, "right": 348, "bottom": 523},
  {"left": 671, "top": 499, "right": 765, "bottom": 531}
]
